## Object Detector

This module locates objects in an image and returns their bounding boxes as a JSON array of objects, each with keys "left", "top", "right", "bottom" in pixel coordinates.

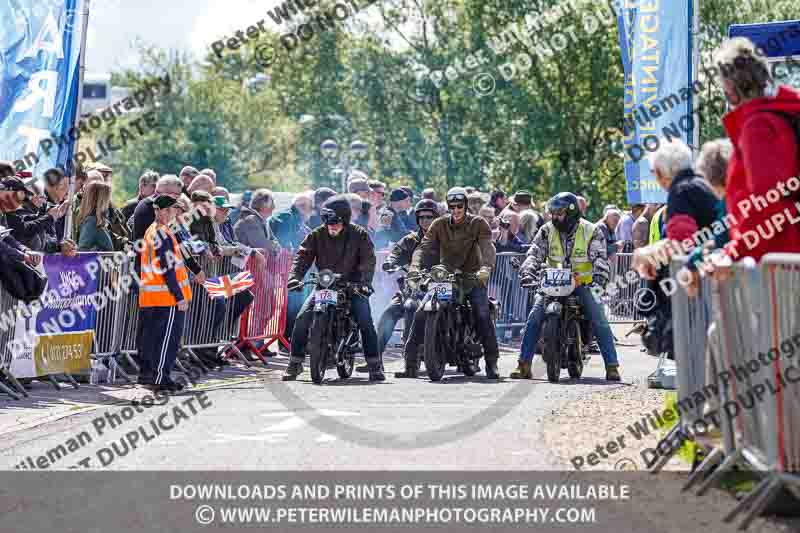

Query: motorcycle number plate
[
  {"left": 542, "top": 268, "right": 572, "bottom": 287},
  {"left": 428, "top": 282, "right": 453, "bottom": 301},
  {"left": 314, "top": 289, "right": 338, "bottom": 305}
]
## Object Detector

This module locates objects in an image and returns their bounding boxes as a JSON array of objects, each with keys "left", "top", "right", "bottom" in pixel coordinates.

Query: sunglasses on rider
[
  {"left": 448, "top": 203, "right": 465, "bottom": 211},
  {"left": 417, "top": 215, "right": 436, "bottom": 221},
  {"left": 549, "top": 207, "right": 568, "bottom": 217}
]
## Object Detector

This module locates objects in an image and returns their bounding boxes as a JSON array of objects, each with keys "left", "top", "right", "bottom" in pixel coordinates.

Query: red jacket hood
[{"left": 723, "top": 85, "right": 800, "bottom": 142}]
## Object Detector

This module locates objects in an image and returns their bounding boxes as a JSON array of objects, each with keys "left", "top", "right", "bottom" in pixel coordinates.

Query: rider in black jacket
[{"left": 283, "top": 195, "right": 384, "bottom": 382}]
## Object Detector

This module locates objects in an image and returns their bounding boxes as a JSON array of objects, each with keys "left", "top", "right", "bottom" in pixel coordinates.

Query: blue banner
[
  {"left": 620, "top": 0, "right": 694, "bottom": 204},
  {"left": 0, "top": 0, "right": 86, "bottom": 177}
]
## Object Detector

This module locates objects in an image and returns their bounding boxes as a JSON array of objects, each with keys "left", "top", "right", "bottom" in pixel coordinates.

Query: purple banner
[{"left": 36, "top": 253, "right": 99, "bottom": 334}]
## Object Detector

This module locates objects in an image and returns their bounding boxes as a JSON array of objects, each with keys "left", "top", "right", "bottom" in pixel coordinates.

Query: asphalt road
[
  {"left": 0, "top": 340, "right": 659, "bottom": 471},
  {"left": 3, "top": 338, "right": 798, "bottom": 532}
]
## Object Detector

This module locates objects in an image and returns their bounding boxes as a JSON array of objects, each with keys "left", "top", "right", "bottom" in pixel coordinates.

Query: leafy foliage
[{"left": 105, "top": 0, "right": 797, "bottom": 219}]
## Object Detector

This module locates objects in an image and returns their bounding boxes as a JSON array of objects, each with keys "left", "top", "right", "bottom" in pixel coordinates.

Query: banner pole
[
  {"left": 65, "top": 0, "right": 91, "bottom": 242},
  {"left": 693, "top": 0, "right": 701, "bottom": 152}
]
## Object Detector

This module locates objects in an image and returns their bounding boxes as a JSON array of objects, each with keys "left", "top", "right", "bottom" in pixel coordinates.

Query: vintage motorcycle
[
  {"left": 383, "top": 265, "right": 426, "bottom": 347},
  {"left": 521, "top": 261, "right": 588, "bottom": 383},
  {"left": 420, "top": 265, "right": 498, "bottom": 382},
  {"left": 304, "top": 269, "right": 370, "bottom": 385}
]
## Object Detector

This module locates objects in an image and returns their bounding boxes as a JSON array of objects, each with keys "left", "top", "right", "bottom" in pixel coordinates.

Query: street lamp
[{"left": 320, "top": 138, "right": 370, "bottom": 192}]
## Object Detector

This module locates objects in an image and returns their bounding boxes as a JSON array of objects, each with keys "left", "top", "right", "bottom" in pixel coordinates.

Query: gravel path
[{"left": 541, "top": 381, "right": 686, "bottom": 471}]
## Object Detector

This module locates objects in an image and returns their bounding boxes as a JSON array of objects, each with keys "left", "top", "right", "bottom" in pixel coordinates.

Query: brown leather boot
[{"left": 509, "top": 360, "right": 532, "bottom": 379}]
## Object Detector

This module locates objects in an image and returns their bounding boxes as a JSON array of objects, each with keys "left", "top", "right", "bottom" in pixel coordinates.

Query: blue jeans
[
  {"left": 377, "top": 294, "right": 405, "bottom": 356},
  {"left": 290, "top": 290, "right": 380, "bottom": 367},
  {"left": 519, "top": 286, "right": 619, "bottom": 367}
]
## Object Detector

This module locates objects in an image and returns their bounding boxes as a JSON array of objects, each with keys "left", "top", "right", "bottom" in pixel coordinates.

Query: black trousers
[
  {"left": 139, "top": 306, "right": 186, "bottom": 385},
  {"left": 403, "top": 286, "right": 499, "bottom": 365}
]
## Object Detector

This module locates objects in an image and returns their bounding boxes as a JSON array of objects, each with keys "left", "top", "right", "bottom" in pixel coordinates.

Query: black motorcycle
[
  {"left": 304, "top": 269, "right": 369, "bottom": 385},
  {"left": 384, "top": 265, "right": 425, "bottom": 346},
  {"left": 420, "top": 265, "right": 498, "bottom": 382},
  {"left": 521, "top": 263, "right": 587, "bottom": 383}
]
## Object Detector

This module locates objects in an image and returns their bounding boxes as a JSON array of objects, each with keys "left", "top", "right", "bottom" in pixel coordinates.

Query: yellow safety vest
[
  {"left": 649, "top": 205, "right": 667, "bottom": 245},
  {"left": 547, "top": 219, "right": 594, "bottom": 285}
]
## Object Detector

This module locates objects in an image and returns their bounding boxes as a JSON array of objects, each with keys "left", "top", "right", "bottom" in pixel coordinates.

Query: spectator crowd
[{"left": 1, "top": 35, "right": 798, "bottom": 368}]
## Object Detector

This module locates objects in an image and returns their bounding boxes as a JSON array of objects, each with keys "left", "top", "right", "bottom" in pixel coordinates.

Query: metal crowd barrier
[
  {"left": 488, "top": 253, "right": 534, "bottom": 343},
  {"left": 668, "top": 254, "right": 800, "bottom": 530},
  {"left": 179, "top": 254, "right": 250, "bottom": 371},
  {"left": 88, "top": 252, "right": 138, "bottom": 384},
  {"left": 236, "top": 249, "right": 292, "bottom": 360},
  {"left": 0, "top": 287, "right": 26, "bottom": 399},
  {"left": 604, "top": 252, "right": 648, "bottom": 323},
  {"left": 118, "top": 252, "right": 254, "bottom": 378},
  {"left": 649, "top": 256, "right": 714, "bottom": 474}
]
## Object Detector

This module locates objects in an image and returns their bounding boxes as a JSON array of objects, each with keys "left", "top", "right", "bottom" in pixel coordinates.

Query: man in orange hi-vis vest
[{"left": 138, "top": 194, "right": 192, "bottom": 392}]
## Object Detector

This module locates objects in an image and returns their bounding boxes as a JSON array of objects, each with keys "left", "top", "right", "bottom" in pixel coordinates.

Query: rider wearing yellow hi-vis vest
[
  {"left": 510, "top": 192, "right": 621, "bottom": 381},
  {"left": 547, "top": 220, "right": 595, "bottom": 285}
]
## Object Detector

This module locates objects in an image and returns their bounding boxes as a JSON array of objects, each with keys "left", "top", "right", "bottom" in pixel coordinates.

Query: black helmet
[
  {"left": 548, "top": 192, "right": 580, "bottom": 233},
  {"left": 414, "top": 198, "right": 439, "bottom": 225},
  {"left": 415, "top": 198, "right": 438, "bottom": 215},
  {"left": 321, "top": 194, "right": 352, "bottom": 226}
]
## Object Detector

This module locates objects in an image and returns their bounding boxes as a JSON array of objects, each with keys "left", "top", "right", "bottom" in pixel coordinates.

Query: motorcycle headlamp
[
  {"left": 318, "top": 269, "right": 335, "bottom": 288},
  {"left": 430, "top": 265, "right": 449, "bottom": 283}
]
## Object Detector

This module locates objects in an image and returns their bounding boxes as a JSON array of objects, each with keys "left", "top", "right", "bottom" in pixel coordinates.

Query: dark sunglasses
[
  {"left": 418, "top": 215, "right": 436, "bottom": 221},
  {"left": 448, "top": 203, "right": 465, "bottom": 210}
]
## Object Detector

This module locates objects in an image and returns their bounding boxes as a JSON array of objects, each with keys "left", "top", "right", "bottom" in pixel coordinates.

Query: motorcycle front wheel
[
  {"left": 309, "top": 310, "right": 333, "bottom": 385},
  {"left": 423, "top": 312, "right": 448, "bottom": 382},
  {"left": 337, "top": 327, "right": 357, "bottom": 379},
  {"left": 567, "top": 319, "right": 584, "bottom": 379},
  {"left": 542, "top": 316, "right": 562, "bottom": 383}
]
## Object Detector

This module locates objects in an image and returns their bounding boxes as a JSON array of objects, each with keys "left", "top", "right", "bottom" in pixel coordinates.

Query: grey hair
[
  {"left": 696, "top": 138, "right": 733, "bottom": 189},
  {"left": 713, "top": 37, "right": 772, "bottom": 101},
  {"left": 139, "top": 170, "right": 159, "bottom": 187},
  {"left": 251, "top": 188, "right": 274, "bottom": 211},
  {"left": 156, "top": 174, "right": 182, "bottom": 194},
  {"left": 294, "top": 191, "right": 313, "bottom": 206},
  {"left": 518, "top": 209, "right": 540, "bottom": 241},
  {"left": 647, "top": 137, "right": 693, "bottom": 179}
]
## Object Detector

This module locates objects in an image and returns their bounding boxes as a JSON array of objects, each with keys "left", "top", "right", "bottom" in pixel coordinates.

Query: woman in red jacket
[{"left": 715, "top": 37, "right": 800, "bottom": 262}]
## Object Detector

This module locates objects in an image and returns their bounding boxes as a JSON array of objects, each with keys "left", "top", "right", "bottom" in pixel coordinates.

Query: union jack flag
[{"left": 203, "top": 271, "right": 254, "bottom": 299}]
